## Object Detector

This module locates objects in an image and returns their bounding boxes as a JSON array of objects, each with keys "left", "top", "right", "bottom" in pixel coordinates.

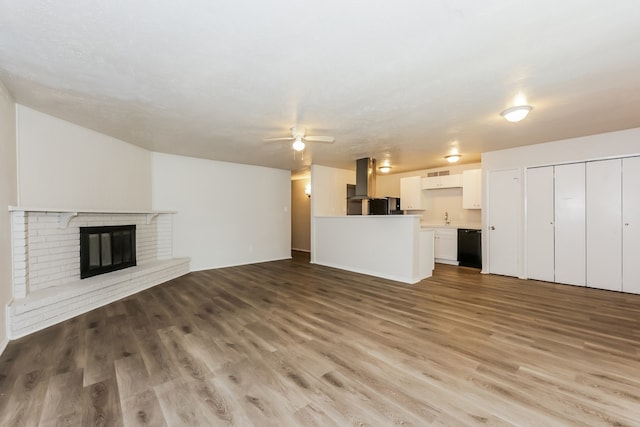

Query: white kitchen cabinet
[
  {"left": 526, "top": 166, "right": 555, "bottom": 282},
  {"left": 400, "top": 176, "right": 425, "bottom": 210},
  {"left": 623, "top": 156, "right": 640, "bottom": 294},
  {"left": 586, "top": 159, "right": 622, "bottom": 291},
  {"left": 462, "top": 169, "right": 482, "bottom": 209},
  {"left": 554, "top": 163, "right": 586, "bottom": 286},
  {"left": 434, "top": 228, "right": 458, "bottom": 265},
  {"left": 421, "top": 174, "right": 462, "bottom": 190},
  {"left": 420, "top": 229, "right": 435, "bottom": 278}
]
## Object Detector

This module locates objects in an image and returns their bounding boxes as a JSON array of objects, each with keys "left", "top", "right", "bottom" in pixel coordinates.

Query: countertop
[
  {"left": 420, "top": 223, "right": 482, "bottom": 230},
  {"left": 316, "top": 215, "right": 423, "bottom": 219}
]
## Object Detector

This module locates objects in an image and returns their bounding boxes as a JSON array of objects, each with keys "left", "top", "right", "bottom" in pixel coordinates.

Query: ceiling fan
[{"left": 265, "top": 126, "right": 335, "bottom": 151}]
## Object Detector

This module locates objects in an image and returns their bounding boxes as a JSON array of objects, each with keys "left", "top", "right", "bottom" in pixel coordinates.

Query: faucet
[{"left": 444, "top": 211, "right": 450, "bottom": 225}]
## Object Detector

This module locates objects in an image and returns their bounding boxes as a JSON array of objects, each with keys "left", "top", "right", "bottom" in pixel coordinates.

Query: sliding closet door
[
  {"left": 623, "top": 156, "right": 640, "bottom": 294},
  {"left": 526, "top": 166, "right": 555, "bottom": 281},
  {"left": 554, "top": 163, "right": 585, "bottom": 286},
  {"left": 586, "top": 159, "right": 622, "bottom": 291}
]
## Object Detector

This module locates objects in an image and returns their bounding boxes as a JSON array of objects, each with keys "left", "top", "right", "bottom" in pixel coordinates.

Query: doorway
[{"left": 291, "top": 177, "right": 311, "bottom": 254}]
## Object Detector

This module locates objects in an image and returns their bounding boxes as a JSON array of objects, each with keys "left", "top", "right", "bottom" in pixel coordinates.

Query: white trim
[
  {"left": 311, "top": 260, "right": 418, "bottom": 285},
  {"left": 0, "top": 335, "right": 7, "bottom": 357},
  {"left": 9, "top": 206, "right": 176, "bottom": 214},
  {"left": 58, "top": 211, "right": 78, "bottom": 229},
  {"left": 188, "top": 256, "right": 292, "bottom": 272}
]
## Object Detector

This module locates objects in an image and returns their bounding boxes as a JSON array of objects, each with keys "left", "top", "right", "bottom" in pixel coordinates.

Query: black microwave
[{"left": 369, "top": 197, "right": 402, "bottom": 215}]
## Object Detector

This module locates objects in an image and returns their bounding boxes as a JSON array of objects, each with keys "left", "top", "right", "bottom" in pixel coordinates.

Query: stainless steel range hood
[{"left": 353, "top": 157, "right": 376, "bottom": 199}]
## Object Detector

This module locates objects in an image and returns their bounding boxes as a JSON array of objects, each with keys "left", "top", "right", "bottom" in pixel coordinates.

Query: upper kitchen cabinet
[
  {"left": 421, "top": 172, "right": 462, "bottom": 189},
  {"left": 400, "top": 176, "right": 425, "bottom": 210},
  {"left": 462, "top": 169, "right": 482, "bottom": 209}
]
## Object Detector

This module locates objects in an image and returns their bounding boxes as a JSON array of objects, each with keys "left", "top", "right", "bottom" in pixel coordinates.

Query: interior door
[
  {"left": 623, "top": 156, "right": 640, "bottom": 294},
  {"left": 554, "top": 163, "right": 586, "bottom": 286},
  {"left": 526, "top": 166, "right": 555, "bottom": 282},
  {"left": 586, "top": 159, "right": 622, "bottom": 291},
  {"left": 488, "top": 169, "right": 521, "bottom": 277}
]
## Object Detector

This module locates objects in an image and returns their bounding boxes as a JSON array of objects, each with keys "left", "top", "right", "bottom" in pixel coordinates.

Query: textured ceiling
[{"left": 1, "top": 0, "right": 639, "bottom": 174}]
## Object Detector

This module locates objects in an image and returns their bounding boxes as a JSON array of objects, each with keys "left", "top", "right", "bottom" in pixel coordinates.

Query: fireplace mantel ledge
[
  {"left": 9, "top": 206, "right": 177, "bottom": 214},
  {"left": 9, "top": 206, "right": 177, "bottom": 229}
]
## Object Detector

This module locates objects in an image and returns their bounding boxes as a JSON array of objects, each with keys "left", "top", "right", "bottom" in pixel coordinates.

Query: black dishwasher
[{"left": 457, "top": 229, "right": 482, "bottom": 269}]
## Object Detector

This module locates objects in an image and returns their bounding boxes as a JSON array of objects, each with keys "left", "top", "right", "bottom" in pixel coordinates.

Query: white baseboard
[
  {"left": 291, "top": 248, "right": 310, "bottom": 253},
  {"left": 435, "top": 259, "right": 459, "bottom": 266},
  {"left": 0, "top": 335, "right": 8, "bottom": 357}
]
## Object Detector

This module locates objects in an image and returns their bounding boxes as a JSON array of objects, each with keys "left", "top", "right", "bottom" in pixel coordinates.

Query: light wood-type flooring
[{"left": 1, "top": 251, "right": 640, "bottom": 426}]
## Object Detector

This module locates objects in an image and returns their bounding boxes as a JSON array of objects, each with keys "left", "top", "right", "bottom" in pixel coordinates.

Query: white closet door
[
  {"left": 586, "top": 159, "right": 622, "bottom": 291},
  {"left": 554, "top": 163, "right": 586, "bottom": 286},
  {"left": 488, "top": 169, "right": 521, "bottom": 277},
  {"left": 623, "top": 156, "right": 640, "bottom": 294},
  {"left": 526, "top": 167, "right": 555, "bottom": 281}
]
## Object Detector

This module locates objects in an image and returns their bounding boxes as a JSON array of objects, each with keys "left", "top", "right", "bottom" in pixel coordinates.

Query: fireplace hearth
[
  {"left": 8, "top": 208, "right": 190, "bottom": 339},
  {"left": 80, "top": 225, "right": 136, "bottom": 278}
]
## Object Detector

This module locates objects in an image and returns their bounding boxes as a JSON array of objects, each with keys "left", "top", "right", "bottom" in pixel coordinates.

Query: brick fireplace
[{"left": 8, "top": 208, "right": 190, "bottom": 338}]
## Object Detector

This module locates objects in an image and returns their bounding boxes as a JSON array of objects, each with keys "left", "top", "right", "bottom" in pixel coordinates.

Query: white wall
[
  {"left": 16, "top": 105, "right": 152, "bottom": 210},
  {"left": 152, "top": 153, "right": 291, "bottom": 271},
  {"left": 482, "top": 127, "right": 640, "bottom": 278},
  {"left": 482, "top": 127, "right": 640, "bottom": 170},
  {"left": 309, "top": 164, "right": 355, "bottom": 263},
  {"left": 310, "top": 164, "right": 355, "bottom": 217},
  {"left": 377, "top": 163, "right": 482, "bottom": 226},
  {"left": 0, "top": 81, "right": 17, "bottom": 352}
]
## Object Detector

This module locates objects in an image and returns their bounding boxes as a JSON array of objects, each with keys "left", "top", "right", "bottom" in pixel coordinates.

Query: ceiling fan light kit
[
  {"left": 264, "top": 126, "right": 335, "bottom": 153},
  {"left": 501, "top": 105, "right": 533, "bottom": 123},
  {"left": 292, "top": 137, "right": 305, "bottom": 152}
]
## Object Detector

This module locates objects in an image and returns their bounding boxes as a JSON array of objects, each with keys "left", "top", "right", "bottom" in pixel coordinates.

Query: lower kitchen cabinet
[{"left": 434, "top": 228, "right": 458, "bottom": 265}]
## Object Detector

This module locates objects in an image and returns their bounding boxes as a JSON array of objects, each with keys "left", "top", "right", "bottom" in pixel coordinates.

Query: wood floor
[{"left": 1, "top": 252, "right": 640, "bottom": 426}]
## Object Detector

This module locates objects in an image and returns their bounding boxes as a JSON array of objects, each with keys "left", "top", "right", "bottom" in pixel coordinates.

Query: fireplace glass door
[{"left": 80, "top": 225, "right": 136, "bottom": 278}]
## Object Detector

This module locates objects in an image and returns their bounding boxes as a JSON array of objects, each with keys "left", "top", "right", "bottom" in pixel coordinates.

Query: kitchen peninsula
[{"left": 312, "top": 215, "right": 434, "bottom": 284}]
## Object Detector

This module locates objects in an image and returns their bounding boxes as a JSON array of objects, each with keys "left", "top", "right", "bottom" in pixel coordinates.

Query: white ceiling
[{"left": 1, "top": 1, "right": 639, "bottom": 174}]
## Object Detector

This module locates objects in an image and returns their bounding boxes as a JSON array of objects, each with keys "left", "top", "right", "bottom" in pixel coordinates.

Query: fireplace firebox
[{"left": 80, "top": 225, "right": 136, "bottom": 279}]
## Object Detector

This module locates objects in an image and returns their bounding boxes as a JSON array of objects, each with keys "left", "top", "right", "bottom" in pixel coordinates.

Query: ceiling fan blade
[
  {"left": 264, "top": 137, "right": 294, "bottom": 142},
  {"left": 304, "top": 136, "right": 335, "bottom": 143}
]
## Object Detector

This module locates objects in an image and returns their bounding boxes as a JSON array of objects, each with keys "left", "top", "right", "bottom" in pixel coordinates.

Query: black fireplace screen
[{"left": 80, "top": 225, "right": 136, "bottom": 279}]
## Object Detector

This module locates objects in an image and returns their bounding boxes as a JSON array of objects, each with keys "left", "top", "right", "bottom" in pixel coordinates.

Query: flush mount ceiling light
[
  {"left": 379, "top": 165, "right": 392, "bottom": 173},
  {"left": 501, "top": 105, "right": 533, "bottom": 123},
  {"left": 292, "top": 136, "right": 305, "bottom": 152},
  {"left": 445, "top": 154, "right": 461, "bottom": 163}
]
